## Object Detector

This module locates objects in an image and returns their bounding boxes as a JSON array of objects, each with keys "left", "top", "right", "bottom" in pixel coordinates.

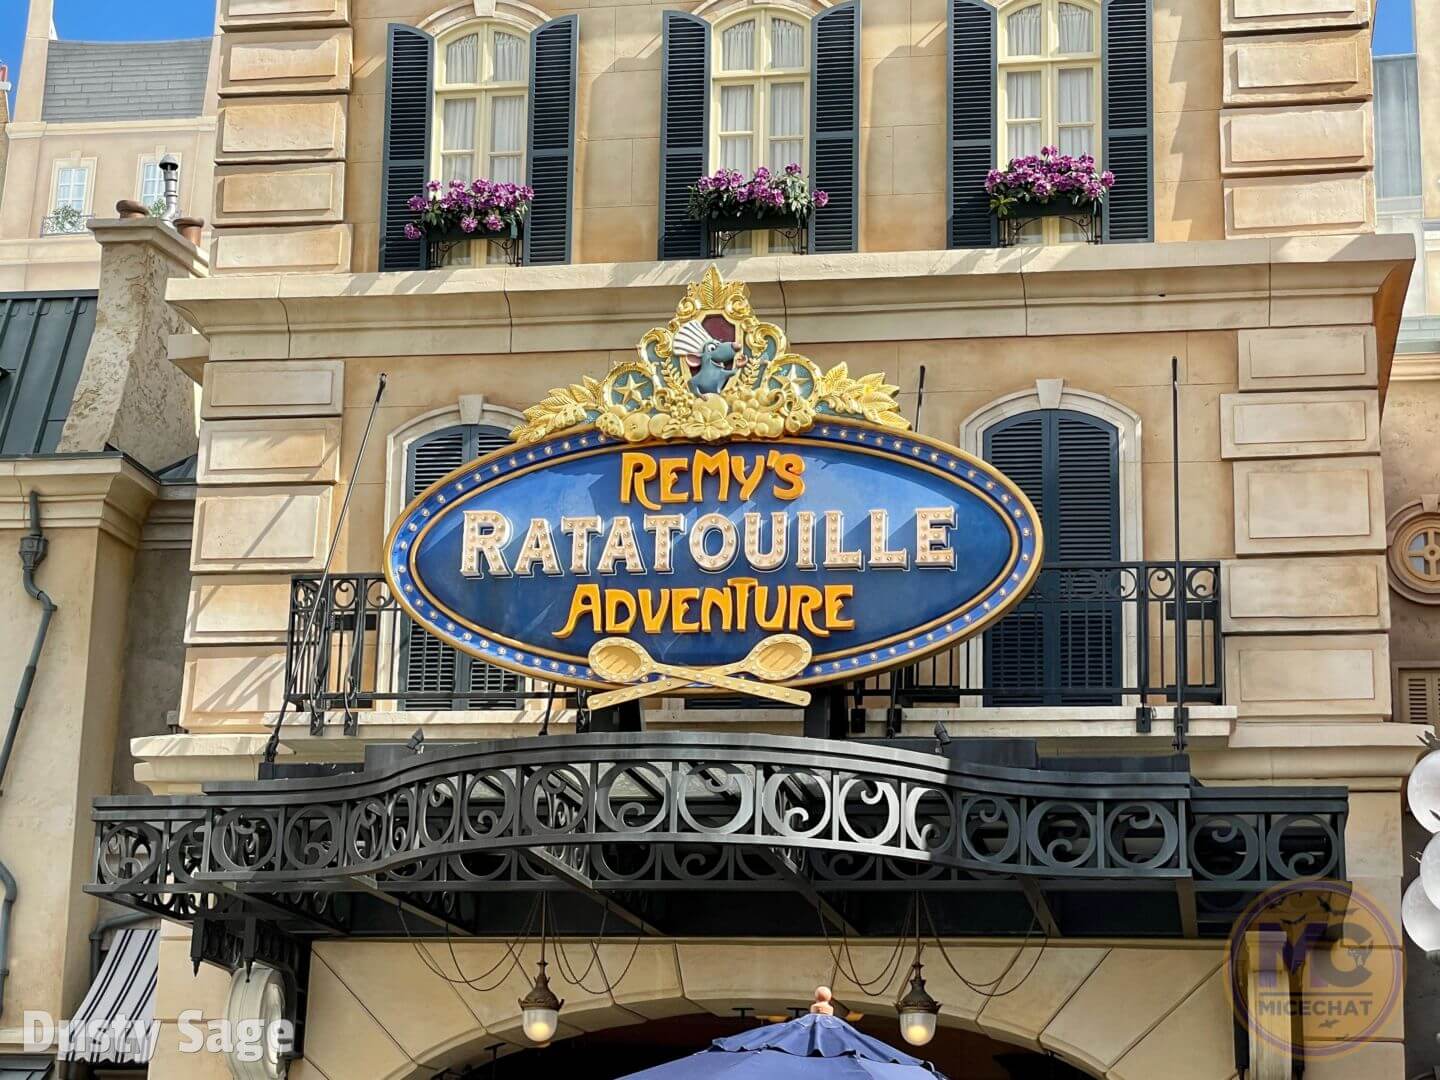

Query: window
[
  {"left": 1387, "top": 499, "right": 1440, "bottom": 605},
  {"left": 43, "top": 161, "right": 94, "bottom": 235},
  {"left": 711, "top": 9, "right": 809, "bottom": 254},
  {"left": 54, "top": 166, "right": 90, "bottom": 212},
  {"left": 998, "top": 0, "right": 1100, "bottom": 244},
  {"left": 432, "top": 23, "right": 529, "bottom": 265},
  {"left": 947, "top": 0, "right": 1151, "bottom": 249},
  {"left": 140, "top": 160, "right": 165, "bottom": 208}
]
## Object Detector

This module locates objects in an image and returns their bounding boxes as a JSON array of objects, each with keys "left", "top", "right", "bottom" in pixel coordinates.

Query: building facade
[
  {"left": 0, "top": 0, "right": 1430, "bottom": 1077},
  {"left": 0, "top": 0, "right": 219, "bottom": 292}
]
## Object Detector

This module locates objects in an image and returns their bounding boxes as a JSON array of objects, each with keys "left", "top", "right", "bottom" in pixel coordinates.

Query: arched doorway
[{"left": 470, "top": 1013, "right": 1094, "bottom": 1077}]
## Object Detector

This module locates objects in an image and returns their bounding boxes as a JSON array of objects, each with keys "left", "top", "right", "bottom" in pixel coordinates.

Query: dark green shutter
[
  {"left": 380, "top": 25, "right": 433, "bottom": 271},
  {"left": 1102, "top": 0, "right": 1152, "bottom": 242},
  {"left": 402, "top": 425, "right": 520, "bottom": 707},
  {"left": 948, "top": 0, "right": 997, "bottom": 248},
  {"left": 659, "top": 12, "right": 709, "bottom": 260},
  {"left": 810, "top": 2, "right": 860, "bottom": 253},
  {"left": 983, "top": 415, "right": 1047, "bottom": 703},
  {"left": 525, "top": 16, "right": 577, "bottom": 265},
  {"left": 983, "top": 410, "right": 1120, "bottom": 704}
]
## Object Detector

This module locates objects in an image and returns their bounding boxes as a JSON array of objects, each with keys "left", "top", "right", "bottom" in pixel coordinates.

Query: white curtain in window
[
  {"left": 446, "top": 34, "right": 480, "bottom": 84},
  {"left": 493, "top": 32, "right": 525, "bottom": 82},
  {"left": 771, "top": 19, "right": 804, "bottom": 69},
  {"left": 1006, "top": 71, "right": 1041, "bottom": 159},
  {"left": 1057, "top": 3, "right": 1094, "bottom": 54},
  {"left": 722, "top": 20, "right": 756, "bottom": 71},
  {"left": 1057, "top": 68, "right": 1094, "bottom": 156},
  {"left": 442, "top": 98, "right": 477, "bottom": 181},
  {"left": 442, "top": 155, "right": 474, "bottom": 182},
  {"left": 719, "top": 85, "right": 754, "bottom": 171},
  {"left": 1007, "top": 5, "right": 1042, "bottom": 55},
  {"left": 490, "top": 95, "right": 524, "bottom": 153},
  {"left": 443, "top": 98, "right": 477, "bottom": 150},
  {"left": 769, "top": 82, "right": 804, "bottom": 170},
  {"left": 489, "top": 95, "right": 525, "bottom": 182}
]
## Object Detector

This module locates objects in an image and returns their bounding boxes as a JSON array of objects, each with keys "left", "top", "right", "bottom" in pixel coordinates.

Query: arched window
[
  {"left": 711, "top": 8, "right": 810, "bottom": 254},
  {"left": 997, "top": 0, "right": 1100, "bottom": 244},
  {"left": 432, "top": 23, "right": 529, "bottom": 264},
  {"left": 400, "top": 423, "right": 521, "bottom": 707}
]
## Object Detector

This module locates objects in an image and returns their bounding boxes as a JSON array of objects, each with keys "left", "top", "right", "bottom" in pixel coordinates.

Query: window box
[
  {"left": 994, "top": 199, "right": 1102, "bottom": 246},
  {"left": 704, "top": 209, "right": 809, "bottom": 258},
  {"left": 425, "top": 219, "right": 524, "bottom": 268}
]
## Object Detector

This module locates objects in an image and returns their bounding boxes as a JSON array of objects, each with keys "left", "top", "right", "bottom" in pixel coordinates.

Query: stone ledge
[
  {"left": 88, "top": 216, "right": 210, "bottom": 278},
  {"left": 0, "top": 454, "right": 158, "bottom": 548},
  {"left": 165, "top": 234, "right": 1416, "bottom": 367}
]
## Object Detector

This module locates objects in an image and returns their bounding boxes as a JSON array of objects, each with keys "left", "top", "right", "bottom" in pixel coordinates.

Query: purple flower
[
  {"left": 403, "top": 222, "right": 422, "bottom": 241},
  {"left": 814, "top": 190, "right": 829, "bottom": 208},
  {"left": 460, "top": 215, "right": 479, "bottom": 233},
  {"left": 785, "top": 162, "right": 802, "bottom": 175},
  {"left": 407, "top": 195, "right": 427, "bottom": 212},
  {"left": 484, "top": 213, "right": 502, "bottom": 231},
  {"left": 1100, "top": 171, "right": 1116, "bottom": 188}
]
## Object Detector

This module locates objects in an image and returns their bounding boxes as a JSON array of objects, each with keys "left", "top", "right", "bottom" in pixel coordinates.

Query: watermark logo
[
  {"left": 24, "top": 1012, "right": 293, "bottom": 1064},
  {"left": 1226, "top": 879, "right": 1403, "bottom": 1061}
]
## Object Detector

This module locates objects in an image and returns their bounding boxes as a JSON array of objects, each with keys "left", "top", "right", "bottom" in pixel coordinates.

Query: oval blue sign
[{"left": 387, "top": 419, "right": 1042, "bottom": 690}]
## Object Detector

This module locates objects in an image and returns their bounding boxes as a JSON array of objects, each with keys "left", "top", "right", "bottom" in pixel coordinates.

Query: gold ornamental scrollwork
[{"left": 509, "top": 267, "right": 909, "bottom": 444}]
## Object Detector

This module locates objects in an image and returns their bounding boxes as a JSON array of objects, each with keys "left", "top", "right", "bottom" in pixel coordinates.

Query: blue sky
[
  {"left": 1373, "top": 0, "right": 1416, "bottom": 54},
  {"left": 0, "top": 0, "right": 1419, "bottom": 108},
  {"left": 0, "top": 2, "right": 217, "bottom": 108}
]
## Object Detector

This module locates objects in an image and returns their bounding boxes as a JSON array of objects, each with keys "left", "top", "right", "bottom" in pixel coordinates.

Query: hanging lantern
[
  {"left": 894, "top": 959, "right": 940, "bottom": 1047},
  {"left": 519, "top": 958, "right": 563, "bottom": 1044}
]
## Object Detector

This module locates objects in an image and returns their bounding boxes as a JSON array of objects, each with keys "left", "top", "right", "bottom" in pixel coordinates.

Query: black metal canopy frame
[{"left": 89, "top": 733, "right": 1346, "bottom": 970}]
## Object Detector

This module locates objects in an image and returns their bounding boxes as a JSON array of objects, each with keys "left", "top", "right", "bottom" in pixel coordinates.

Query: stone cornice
[
  {"left": 90, "top": 217, "right": 210, "bottom": 278},
  {"left": 0, "top": 455, "right": 160, "bottom": 549},
  {"left": 166, "top": 235, "right": 1416, "bottom": 377}
]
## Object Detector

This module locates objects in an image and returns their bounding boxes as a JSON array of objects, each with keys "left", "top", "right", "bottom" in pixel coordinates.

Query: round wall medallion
[
  {"left": 1387, "top": 497, "right": 1440, "bottom": 604},
  {"left": 224, "top": 964, "right": 292, "bottom": 1080}
]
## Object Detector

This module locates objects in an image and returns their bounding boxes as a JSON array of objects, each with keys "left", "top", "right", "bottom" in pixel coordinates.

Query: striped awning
[{"left": 63, "top": 927, "right": 158, "bottom": 1064}]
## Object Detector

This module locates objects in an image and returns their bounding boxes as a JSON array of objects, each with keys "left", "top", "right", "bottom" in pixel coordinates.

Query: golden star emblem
[
  {"left": 615, "top": 373, "right": 648, "bottom": 407},
  {"left": 773, "top": 365, "right": 810, "bottom": 399}
]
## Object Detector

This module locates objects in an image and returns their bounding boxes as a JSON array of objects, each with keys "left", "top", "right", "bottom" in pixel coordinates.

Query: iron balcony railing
[
  {"left": 878, "top": 560, "right": 1222, "bottom": 709},
  {"left": 89, "top": 732, "right": 1346, "bottom": 940},
  {"left": 286, "top": 561, "right": 1221, "bottom": 723},
  {"left": 39, "top": 211, "right": 89, "bottom": 236}
]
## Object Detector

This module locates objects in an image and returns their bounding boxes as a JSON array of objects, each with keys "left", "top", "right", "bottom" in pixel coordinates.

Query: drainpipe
[
  {"left": 0, "top": 492, "right": 57, "bottom": 790},
  {"left": 0, "top": 491, "right": 58, "bottom": 1013},
  {"left": 0, "top": 859, "right": 12, "bottom": 1011}
]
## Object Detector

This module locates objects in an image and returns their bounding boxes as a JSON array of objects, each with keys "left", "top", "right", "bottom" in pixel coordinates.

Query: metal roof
[
  {"left": 40, "top": 39, "right": 211, "bottom": 123},
  {"left": 0, "top": 293, "right": 97, "bottom": 455}
]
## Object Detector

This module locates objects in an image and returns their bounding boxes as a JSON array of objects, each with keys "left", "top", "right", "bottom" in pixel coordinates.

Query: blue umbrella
[{"left": 619, "top": 1012, "right": 950, "bottom": 1079}]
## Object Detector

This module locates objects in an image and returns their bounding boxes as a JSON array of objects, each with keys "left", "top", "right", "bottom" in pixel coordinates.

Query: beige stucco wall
[
  {"left": 0, "top": 461, "right": 157, "bottom": 1044},
  {"left": 206, "top": 0, "right": 1383, "bottom": 274}
]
